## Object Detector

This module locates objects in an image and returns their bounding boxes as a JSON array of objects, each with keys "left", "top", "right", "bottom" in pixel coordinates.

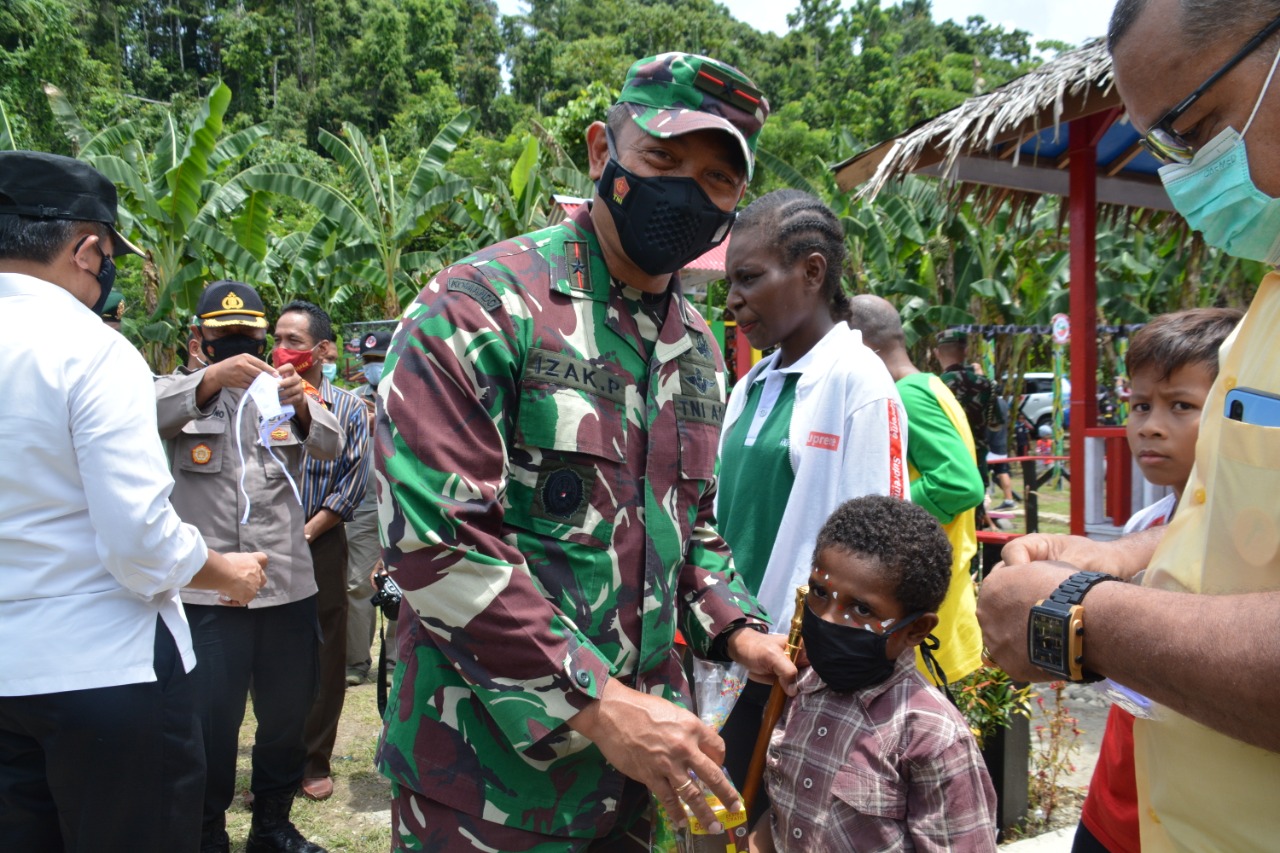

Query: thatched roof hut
[
  {"left": 833, "top": 39, "right": 1172, "bottom": 216},
  {"left": 830, "top": 39, "right": 1181, "bottom": 536}
]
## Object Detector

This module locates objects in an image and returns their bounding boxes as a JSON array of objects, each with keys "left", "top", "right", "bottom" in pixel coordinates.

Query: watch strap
[
  {"left": 1047, "top": 570, "right": 1121, "bottom": 607},
  {"left": 1047, "top": 570, "right": 1121, "bottom": 682}
]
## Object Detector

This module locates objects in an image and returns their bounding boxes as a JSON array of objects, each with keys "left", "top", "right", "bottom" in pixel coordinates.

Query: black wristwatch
[{"left": 1027, "top": 571, "right": 1121, "bottom": 682}]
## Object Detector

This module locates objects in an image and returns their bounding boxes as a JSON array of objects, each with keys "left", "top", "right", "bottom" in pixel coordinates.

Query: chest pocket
[
  {"left": 508, "top": 376, "right": 627, "bottom": 550},
  {"left": 177, "top": 417, "right": 226, "bottom": 474},
  {"left": 258, "top": 422, "right": 301, "bottom": 480},
  {"left": 831, "top": 761, "right": 907, "bottom": 822}
]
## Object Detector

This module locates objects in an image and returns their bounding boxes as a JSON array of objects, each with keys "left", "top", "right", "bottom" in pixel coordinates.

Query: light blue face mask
[
  {"left": 321, "top": 362, "right": 337, "bottom": 382},
  {"left": 362, "top": 362, "right": 384, "bottom": 387},
  {"left": 1158, "top": 40, "right": 1280, "bottom": 265},
  {"left": 1159, "top": 128, "right": 1280, "bottom": 265}
]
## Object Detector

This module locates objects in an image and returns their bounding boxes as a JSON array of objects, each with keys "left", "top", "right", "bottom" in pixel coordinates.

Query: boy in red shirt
[{"left": 1074, "top": 308, "right": 1241, "bottom": 853}]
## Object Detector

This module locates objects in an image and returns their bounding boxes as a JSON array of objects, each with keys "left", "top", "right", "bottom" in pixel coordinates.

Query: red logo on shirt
[
  {"left": 887, "top": 402, "right": 905, "bottom": 498},
  {"left": 191, "top": 443, "right": 212, "bottom": 465},
  {"left": 806, "top": 431, "right": 840, "bottom": 451}
]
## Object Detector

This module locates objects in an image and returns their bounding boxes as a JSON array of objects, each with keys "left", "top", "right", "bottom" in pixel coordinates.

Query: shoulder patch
[
  {"left": 447, "top": 277, "right": 501, "bottom": 312},
  {"left": 560, "top": 241, "right": 593, "bottom": 293}
]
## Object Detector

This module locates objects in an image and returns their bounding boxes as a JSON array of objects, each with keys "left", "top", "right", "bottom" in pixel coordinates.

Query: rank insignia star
[{"left": 564, "top": 241, "right": 592, "bottom": 293}]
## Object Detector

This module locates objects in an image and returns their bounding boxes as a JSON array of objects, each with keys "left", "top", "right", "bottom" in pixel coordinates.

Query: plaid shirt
[
  {"left": 766, "top": 654, "right": 997, "bottom": 852},
  {"left": 301, "top": 379, "right": 370, "bottom": 521}
]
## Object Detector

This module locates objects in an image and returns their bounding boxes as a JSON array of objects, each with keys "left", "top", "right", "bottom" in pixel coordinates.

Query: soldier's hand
[
  {"left": 208, "top": 353, "right": 276, "bottom": 392},
  {"left": 217, "top": 551, "right": 268, "bottom": 606},
  {"left": 568, "top": 679, "right": 741, "bottom": 834},
  {"left": 727, "top": 629, "right": 797, "bottom": 695}
]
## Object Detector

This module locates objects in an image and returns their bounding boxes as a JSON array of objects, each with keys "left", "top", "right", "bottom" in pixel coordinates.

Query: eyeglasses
[{"left": 1141, "top": 14, "right": 1280, "bottom": 164}]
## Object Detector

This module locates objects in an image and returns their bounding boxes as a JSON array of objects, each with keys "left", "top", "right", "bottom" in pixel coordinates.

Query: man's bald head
[
  {"left": 847, "top": 294, "right": 906, "bottom": 352},
  {"left": 1109, "top": 0, "right": 1280, "bottom": 53}
]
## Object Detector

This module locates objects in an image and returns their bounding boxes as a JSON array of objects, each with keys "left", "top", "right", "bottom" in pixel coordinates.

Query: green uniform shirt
[
  {"left": 374, "top": 207, "right": 766, "bottom": 839},
  {"left": 718, "top": 371, "right": 800, "bottom": 594}
]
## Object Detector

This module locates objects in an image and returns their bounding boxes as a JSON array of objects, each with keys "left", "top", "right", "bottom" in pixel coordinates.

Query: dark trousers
[
  {"left": 186, "top": 597, "right": 319, "bottom": 837},
  {"left": 303, "top": 524, "right": 348, "bottom": 779},
  {"left": 0, "top": 616, "right": 205, "bottom": 853},
  {"left": 1072, "top": 822, "right": 1114, "bottom": 853}
]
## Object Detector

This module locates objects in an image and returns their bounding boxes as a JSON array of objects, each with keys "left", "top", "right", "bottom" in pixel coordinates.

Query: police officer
[
  {"left": 156, "top": 280, "right": 342, "bottom": 853},
  {"left": 374, "top": 53, "right": 797, "bottom": 851}
]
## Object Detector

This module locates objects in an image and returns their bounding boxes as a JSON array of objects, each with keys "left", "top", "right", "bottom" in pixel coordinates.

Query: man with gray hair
[
  {"left": 0, "top": 150, "right": 267, "bottom": 852},
  {"left": 848, "top": 294, "right": 985, "bottom": 686},
  {"left": 977, "top": 2, "right": 1280, "bottom": 850}
]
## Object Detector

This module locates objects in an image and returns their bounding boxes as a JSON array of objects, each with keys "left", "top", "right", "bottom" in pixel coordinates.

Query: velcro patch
[
  {"left": 525, "top": 347, "right": 626, "bottom": 403},
  {"left": 673, "top": 394, "right": 725, "bottom": 426},
  {"left": 447, "top": 277, "right": 501, "bottom": 312},
  {"left": 533, "top": 463, "right": 594, "bottom": 527},
  {"left": 677, "top": 360, "right": 719, "bottom": 400}
]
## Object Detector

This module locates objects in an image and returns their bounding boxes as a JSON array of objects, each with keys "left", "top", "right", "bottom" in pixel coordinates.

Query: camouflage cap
[
  {"left": 937, "top": 329, "right": 968, "bottom": 346},
  {"left": 617, "top": 52, "right": 770, "bottom": 180}
]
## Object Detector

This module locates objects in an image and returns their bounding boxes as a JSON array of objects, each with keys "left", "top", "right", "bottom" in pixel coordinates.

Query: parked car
[{"left": 1009, "top": 372, "right": 1070, "bottom": 432}]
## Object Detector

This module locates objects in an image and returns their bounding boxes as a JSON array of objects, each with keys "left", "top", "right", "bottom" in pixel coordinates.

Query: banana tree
[
  {"left": 237, "top": 112, "right": 476, "bottom": 318},
  {"left": 445, "top": 135, "right": 593, "bottom": 258},
  {"left": 0, "top": 100, "right": 15, "bottom": 150},
  {"left": 45, "top": 82, "right": 271, "bottom": 370}
]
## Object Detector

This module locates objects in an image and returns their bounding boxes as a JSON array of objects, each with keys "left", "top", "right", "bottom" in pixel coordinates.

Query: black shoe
[
  {"left": 200, "top": 825, "right": 230, "bottom": 853},
  {"left": 245, "top": 792, "right": 328, "bottom": 853},
  {"left": 994, "top": 500, "right": 1016, "bottom": 511}
]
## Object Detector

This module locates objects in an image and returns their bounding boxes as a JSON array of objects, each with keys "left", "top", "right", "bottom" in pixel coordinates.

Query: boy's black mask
[{"left": 801, "top": 605, "right": 921, "bottom": 694}]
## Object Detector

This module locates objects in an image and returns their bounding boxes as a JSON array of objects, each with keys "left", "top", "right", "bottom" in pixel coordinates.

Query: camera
[{"left": 371, "top": 571, "right": 403, "bottom": 619}]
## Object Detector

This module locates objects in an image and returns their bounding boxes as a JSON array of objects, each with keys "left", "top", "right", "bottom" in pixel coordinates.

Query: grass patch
[{"left": 226, "top": 641, "right": 393, "bottom": 851}]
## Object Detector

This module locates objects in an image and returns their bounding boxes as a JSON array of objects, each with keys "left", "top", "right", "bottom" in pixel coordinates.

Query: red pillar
[{"left": 1067, "top": 115, "right": 1108, "bottom": 536}]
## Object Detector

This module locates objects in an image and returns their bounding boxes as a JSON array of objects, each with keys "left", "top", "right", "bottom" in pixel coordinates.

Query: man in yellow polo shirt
[{"left": 976, "top": 1, "right": 1280, "bottom": 850}]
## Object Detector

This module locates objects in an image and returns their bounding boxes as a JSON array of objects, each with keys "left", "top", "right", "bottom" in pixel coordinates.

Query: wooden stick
[{"left": 741, "top": 585, "right": 807, "bottom": 814}]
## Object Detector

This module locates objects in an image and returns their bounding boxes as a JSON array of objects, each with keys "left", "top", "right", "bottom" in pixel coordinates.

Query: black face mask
[
  {"left": 201, "top": 333, "right": 265, "bottom": 364},
  {"left": 597, "top": 129, "right": 736, "bottom": 276},
  {"left": 75, "top": 237, "right": 116, "bottom": 316},
  {"left": 801, "top": 604, "right": 922, "bottom": 694}
]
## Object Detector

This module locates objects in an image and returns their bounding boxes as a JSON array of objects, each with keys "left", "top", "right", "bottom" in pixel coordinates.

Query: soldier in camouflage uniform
[
  {"left": 374, "top": 53, "right": 796, "bottom": 851},
  {"left": 935, "top": 330, "right": 1004, "bottom": 529}
]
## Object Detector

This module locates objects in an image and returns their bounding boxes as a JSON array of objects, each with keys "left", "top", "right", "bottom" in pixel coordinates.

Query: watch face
[{"left": 1029, "top": 611, "right": 1068, "bottom": 671}]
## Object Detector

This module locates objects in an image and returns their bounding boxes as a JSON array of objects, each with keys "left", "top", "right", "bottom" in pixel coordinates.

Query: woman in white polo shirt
[{"left": 715, "top": 189, "right": 908, "bottom": 792}]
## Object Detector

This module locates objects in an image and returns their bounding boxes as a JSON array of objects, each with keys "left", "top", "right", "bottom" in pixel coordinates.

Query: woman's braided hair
[{"left": 735, "top": 189, "right": 850, "bottom": 321}]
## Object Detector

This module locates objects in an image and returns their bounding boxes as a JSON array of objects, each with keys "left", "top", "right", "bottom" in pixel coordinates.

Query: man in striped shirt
[{"left": 274, "top": 301, "right": 371, "bottom": 803}]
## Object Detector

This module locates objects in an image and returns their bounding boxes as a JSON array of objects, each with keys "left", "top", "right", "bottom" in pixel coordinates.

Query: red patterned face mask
[{"left": 271, "top": 345, "right": 316, "bottom": 373}]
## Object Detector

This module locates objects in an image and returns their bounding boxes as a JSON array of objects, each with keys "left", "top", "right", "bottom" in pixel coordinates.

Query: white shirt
[
  {"left": 719, "top": 324, "right": 908, "bottom": 627},
  {"left": 0, "top": 272, "right": 207, "bottom": 696}
]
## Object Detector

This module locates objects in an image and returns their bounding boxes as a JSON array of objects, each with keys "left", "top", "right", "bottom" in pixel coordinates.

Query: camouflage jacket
[
  {"left": 940, "top": 363, "right": 1003, "bottom": 455},
  {"left": 374, "top": 206, "right": 767, "bottom": 838}
]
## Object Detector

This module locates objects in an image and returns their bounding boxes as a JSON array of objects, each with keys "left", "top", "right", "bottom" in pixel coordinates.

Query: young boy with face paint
[{"left": 750, "top": 496, "right": 997, "bottom": 853}]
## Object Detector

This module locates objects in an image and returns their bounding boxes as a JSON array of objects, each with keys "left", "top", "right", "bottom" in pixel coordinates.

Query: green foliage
[
  {"left": 239, "top": 112, "right": 478, "bottom": 319},
  {"left": 8, "top": 0, "right": 1257, "bottom": 373},
  {"left": 953, "top": 666, "right": 1033, "bottom": 751},
  {"left": 44, "top": 81, "right": 272, "bottom": 370}
]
